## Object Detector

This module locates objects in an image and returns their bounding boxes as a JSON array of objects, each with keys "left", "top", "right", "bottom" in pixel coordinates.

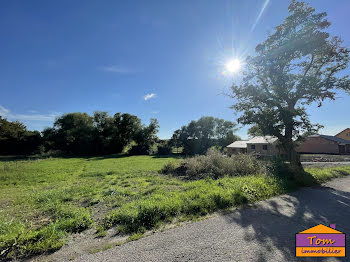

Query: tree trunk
[
  {"left": 284, "top": 121, "right": 303, "bottom": 171},
  {"left": 286, "top": 144, "right": 302, "bottom": 169}
]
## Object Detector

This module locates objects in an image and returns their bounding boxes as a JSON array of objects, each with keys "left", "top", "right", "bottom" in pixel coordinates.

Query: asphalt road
[{"left": 75, "top": 176, "right": 350, "bottom": 262}]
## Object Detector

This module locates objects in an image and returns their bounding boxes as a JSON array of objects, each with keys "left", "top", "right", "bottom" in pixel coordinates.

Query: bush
[
  {"left": 157, "top": 142, "right": 172, "bottom": 155},
  {"left": 160, "top": 161, "right": 178, "bottom": 174},
  {"left": 128, "top": 145, "right": 153, "bottom": 155},
  {"left": 267, "top": 156, "right": 294, "bottom": 178},
  {"left": 161, "top": 149, "right": 268, "bottom": 179}
]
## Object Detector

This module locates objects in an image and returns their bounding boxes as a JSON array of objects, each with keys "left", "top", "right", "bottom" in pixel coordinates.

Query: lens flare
[{"left": 225, "top": 59, "right": 241, "bottom": 73}]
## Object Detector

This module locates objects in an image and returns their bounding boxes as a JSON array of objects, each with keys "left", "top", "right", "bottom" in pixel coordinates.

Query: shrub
[
  {"left": 157, "top": 142, "right": 172, "bottom": 155},
  {"left": 128, "top": 145, "right": 153, "bottom": 155},
  {"left": 161, "top": 149, "right": 268, "bottom": 179},
  {"left": 160, "top": 161, "right": 178, "bottom": 175}
]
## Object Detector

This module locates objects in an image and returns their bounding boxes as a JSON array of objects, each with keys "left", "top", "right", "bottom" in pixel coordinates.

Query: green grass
[{"left": 0, "top": 155, "right": 349, "bottom": 260}]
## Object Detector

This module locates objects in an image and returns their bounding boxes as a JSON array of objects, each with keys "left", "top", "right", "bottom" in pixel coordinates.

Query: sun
[{"left": 225, "top": 59, "right": 242, "bottom": 73}]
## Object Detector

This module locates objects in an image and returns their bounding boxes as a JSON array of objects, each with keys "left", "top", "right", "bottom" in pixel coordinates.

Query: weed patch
[{"left": 1, "top": 155, "right": 349, "bottom": 260}]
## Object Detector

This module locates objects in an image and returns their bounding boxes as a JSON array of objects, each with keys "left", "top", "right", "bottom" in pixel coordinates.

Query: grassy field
[{"left": 1, "top": 155, "right": 350, "bottom": 260}]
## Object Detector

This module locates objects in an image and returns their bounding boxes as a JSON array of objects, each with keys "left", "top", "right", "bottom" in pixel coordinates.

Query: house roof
[
  {"left": 247, "top": 136, "right": 278, "bottom": 144},
  {"left": 227, "top": 136, "right": 278, "bottom": 148},
  {"left": 227, "top": 140, "right": 248, "bottom": 148},
  {"left": 298, "top": 224, "right": 343, "bottom": 234},
  {"left": 336, "top": 128, "right": 350, "bottom": 137},
  {"left": 309, "top": 134, "right": 350, "bottom": 145}
]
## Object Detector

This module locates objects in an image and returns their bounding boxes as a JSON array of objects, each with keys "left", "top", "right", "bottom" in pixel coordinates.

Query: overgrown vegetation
[
  {"left": 161, "top": 149, "right": 269, "bottom": 179},
  {"left": 1, "top": 155, "right": 350, "bottom": 260}
]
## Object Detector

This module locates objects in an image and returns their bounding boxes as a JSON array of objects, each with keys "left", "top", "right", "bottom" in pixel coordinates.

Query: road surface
[
  {"left": 75, "top": 176, "right": 350, "bottom": 262},
  {"left": 302, "top": 162, "right": 350, "bottom": 168}
]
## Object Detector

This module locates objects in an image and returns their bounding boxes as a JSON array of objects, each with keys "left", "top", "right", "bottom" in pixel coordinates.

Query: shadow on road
[{"left": 224, "top": 183, "right": 350, "bottom": 261}]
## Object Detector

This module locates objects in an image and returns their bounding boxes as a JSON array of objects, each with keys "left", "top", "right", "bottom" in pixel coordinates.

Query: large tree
[
  {"left": 0, "top": 116, "right": 42, "bottom": 155},
  {"left": 43, "top": 112, "right": 155, "bottom": 155},
  {"left": 130, "top": 118, "right": 159, "bottom": 155},
  {"left": 171, "top": 116, "right": 238, "bottom": 155},
  {"left": 230, "top": 1, "right": 350, "bottom": 168},
  {"left": 52, "top": 112, "right": 95, "bottom": 154}
]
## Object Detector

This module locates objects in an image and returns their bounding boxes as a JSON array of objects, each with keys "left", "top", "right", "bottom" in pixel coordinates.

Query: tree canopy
[
  {"left": 43, "top": 112, "right": 158, "bottom": 155},
  {"left": 171, "top": 116, "right": 239, "bottom": 155},
  {"left": 247, "top": 125, "right": 264, "bottom": 138},
  {"left": 0, "top": 116, "right": 42, "bottom": 155},
  {"left": 230, "top": 1, "right": 350, "bottom": 167}
]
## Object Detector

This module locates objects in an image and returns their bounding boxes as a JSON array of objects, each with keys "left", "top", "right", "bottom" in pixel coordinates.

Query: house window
[
  {"left": 251, "top": 145, "right": 255, "bottom": 150},
  {"left": 263, "top": 145, "right": 268, "bottom": 150},
  {"left": 347, "top": 133, "right": 350, "bottom": 137}
]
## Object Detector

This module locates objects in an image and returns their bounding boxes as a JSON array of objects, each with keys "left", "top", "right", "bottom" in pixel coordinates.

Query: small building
[
  {"left": 246, "top": 136, "right": 281, "bottom": 156},
  {"left": 226, "top": 140, "right": 248, "bottom": 155},
  {"left": 336, "top": 128, "right": 350, "bottom": 141},
  {"left": 297, "top": 134, "right": 350, "bottom": 154},
  {"left": 227, "top": 136, "right": 281, "bottom": 156}
]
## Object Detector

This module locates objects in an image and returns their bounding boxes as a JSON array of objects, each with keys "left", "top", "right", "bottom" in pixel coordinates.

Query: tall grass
[
  {"left": 103, "top": 175, "right": 286, "bottom": 233},
  {"left": 161, "top": 149, "right": 269, "bottom": 179},
  {"left": 0, "top": 155, "right": 349, "bottom": 260}
]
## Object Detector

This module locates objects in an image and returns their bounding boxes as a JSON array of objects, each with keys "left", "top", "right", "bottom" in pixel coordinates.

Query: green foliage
[
  {"left": 127, "top": 232, "right": 144, "bottom": 242},
  {"left": 171, "top": 116, "right": 239, "bottom": 155},
  {"left": 102, "top": 174, "right": 294, "bottom": 233},
  {"left": 305, "top": 165, "right": 350, "bottom": 183},
  {"left": 0, "top": 222, "right": 66, "bottom": 259},
  {"left": 129, "top": 118, "right": 159, "bottom": 155},
  {"left": 160, "top": 161, "right": 178, "bottom": 174},
  {"left": 1, "top": 155, "right": 349, "bottom": 260},
  {"left": 0, "top": 116, "right": 42, "bottom": 155},
  {"left": 96, "top": 226, "right": 107, "bottom": 238},
  {"left": 42, "top": 112, "right": 159, "bottom": 156},
  {"left": 230, "top": 1, "right": 350, "bottom": 166},
  {"left": 0, "top": 156, "right": 179, "bottom": 260},
  {"left": 111, "top": 113, "right": 143, "bottom": 153},
  {"left": 247, "top": 125, "right": 264, "bottom": 138},
  {"left": 156, "top": 140, "right": 173, "bottom": 155},
  {"left": 161, "top": 149, "right": 269, "bottom": 179}
]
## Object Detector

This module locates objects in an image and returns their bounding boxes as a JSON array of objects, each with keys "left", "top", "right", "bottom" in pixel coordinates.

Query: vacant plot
[{"left": 1, "top": 155, "right": 350, "bottom": 260}]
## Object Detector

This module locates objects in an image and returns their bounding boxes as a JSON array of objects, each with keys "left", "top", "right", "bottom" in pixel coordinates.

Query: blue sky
[{"left": 1, "top": 0, "right": 350, "bottom": 139}]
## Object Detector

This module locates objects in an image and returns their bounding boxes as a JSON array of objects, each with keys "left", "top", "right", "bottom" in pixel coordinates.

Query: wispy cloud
[
  {"left": 0, "top": 105, "right": 58, "bottom": 122},
  {"left": 0, "top": 105, "right": 10, "bottom": 115},
  {"left": 100, "top": 65, "right": 133, "bottom": 74},
  {"left": 143, "top": 93, "right": 156, "bottom": 101}
]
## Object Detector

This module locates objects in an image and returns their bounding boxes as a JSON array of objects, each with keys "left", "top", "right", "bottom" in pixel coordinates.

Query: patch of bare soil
[
  {"left": 23, "top": 213, "right": 220, "bottom": 262},
  {"left": 24, "top": 228, "right": 127, "bottom": 262}
]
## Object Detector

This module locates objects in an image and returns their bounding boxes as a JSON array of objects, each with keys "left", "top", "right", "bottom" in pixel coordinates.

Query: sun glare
[{"left": 225, "top": 59, "right": 242, "bottom": 74}]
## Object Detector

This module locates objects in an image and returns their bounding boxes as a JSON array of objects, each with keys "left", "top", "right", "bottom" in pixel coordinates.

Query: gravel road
[
  {"left": 74, "top": 176, "right": 350, "bottom": 262},
  {"left": 302, "top": 161, "right": 350, "bottom": 168}
]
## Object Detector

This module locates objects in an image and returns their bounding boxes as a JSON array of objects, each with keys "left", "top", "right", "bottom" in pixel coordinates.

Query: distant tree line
[
  {"left": 0, "top": 113, "right": 239, "bottom": 156},
  {"left": 0, "top": 112, "right": 159, "bottom": 156},
  {"left": 42, "top": 112, "right": 159, "bottom": 155}
]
